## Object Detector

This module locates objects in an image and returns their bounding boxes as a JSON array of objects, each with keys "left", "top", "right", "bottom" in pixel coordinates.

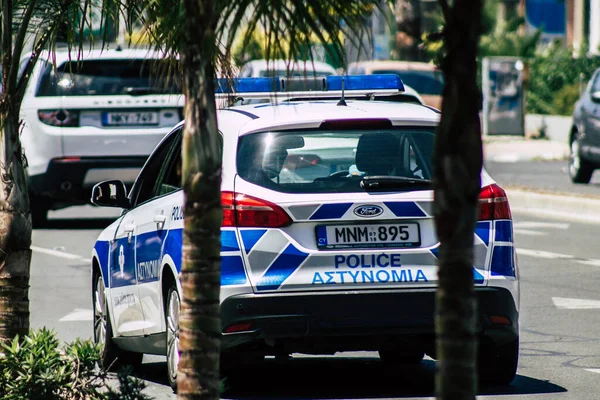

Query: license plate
[
  {"left": 102, "top": 111, "right": 159, "bottom": 126},
  {"left": 316, "top": 223, "right": 421, "bottom": 249}
]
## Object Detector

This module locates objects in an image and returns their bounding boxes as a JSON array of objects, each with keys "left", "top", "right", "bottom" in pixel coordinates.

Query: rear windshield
[
  {"left": 36, "top": 59, "right": 181, "bottom": 96},
  {"left": 237, "top": 128, "right": 435, "bottom": 194},
  {"left": 372, "top": 69, "right": 444, "bottom": 96}
]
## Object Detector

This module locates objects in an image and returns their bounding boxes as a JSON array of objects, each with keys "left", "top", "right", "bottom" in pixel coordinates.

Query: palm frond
[{"left": 219, "top": 0, "right": 385, "bottom": 73}]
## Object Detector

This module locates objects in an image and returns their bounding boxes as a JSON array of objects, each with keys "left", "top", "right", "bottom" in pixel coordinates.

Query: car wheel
[
  {"left": 569, "top": 134, "right": 595, "bottom": 184},
  {"left": 479, "top": 338, "right": 519, "bottom": 386},
  {"left": 165, "top": 286, "right": 180, "bottom": 392},
  {"left": 93, "top": 271, "right": 143, "bottom": 370},
  {"left": 378, "top": 346, "right": 424, "bottom": 365},
  {"left": 30, "top": 196, "right": 49, "bottom": 228}
]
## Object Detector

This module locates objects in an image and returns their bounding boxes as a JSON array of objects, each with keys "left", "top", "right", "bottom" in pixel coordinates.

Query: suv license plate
[
  {"left": 316, "top": 223, "right": 421, "bottom": 249},
  {"left": 102, "top": 111, "right": 159, "bottom": 126}
]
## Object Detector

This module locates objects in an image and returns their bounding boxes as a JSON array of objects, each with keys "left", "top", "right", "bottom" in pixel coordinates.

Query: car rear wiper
[
  {"left": 123, "top": 87, "right": 158, "bottom": 96},
  {"left": 360, "top": 175, "right": 432, "bottom": 190}
]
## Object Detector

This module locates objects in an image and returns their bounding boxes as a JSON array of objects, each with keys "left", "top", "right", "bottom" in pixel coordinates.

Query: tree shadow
[
  {"left": 136, "top": 360, "right": 170, "bottom": 387},
  {"left": 219, "top": 356, "right": 567, "bottom": 399}
]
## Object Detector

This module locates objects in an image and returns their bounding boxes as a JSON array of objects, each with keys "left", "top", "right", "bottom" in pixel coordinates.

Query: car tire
[
  {"left": 30, "top": 196, "right": 49, "bottom": 228},
  {"left": 165, "top": 286, "right": 181, "bottom": 392},
  {"left": 378, "top": 346, "right": 424, "bottom": 365},
  {"left": 93, "top": 271, "right": 143, "bottom": 371},
  {"left": 479, "top": 338, "right": 519, "bottom": 386},
  {"left": 569, "top": 133, "right": 595, "bottom": 184}
]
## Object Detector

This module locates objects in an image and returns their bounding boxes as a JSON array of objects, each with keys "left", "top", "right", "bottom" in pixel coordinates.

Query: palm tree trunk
[
  {"left": 178, "top": 0, "right": 222, "bottom": 398},
  {"left": 433, "top": 0, "right": 483, "bottom": 399},
  {"left": 0, "top": 104, "right": 33, "bottom": 343}
]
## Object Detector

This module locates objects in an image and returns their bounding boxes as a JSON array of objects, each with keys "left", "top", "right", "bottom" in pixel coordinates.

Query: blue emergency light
[
  {"left": 326, "top": 75, "right": 404, "bottom": 91},
  {"left": 215, "top": 74, "right": 404, "bottom": 94},
  {"left": 215, "top": 77, "right": 281, "bottom": 94}
]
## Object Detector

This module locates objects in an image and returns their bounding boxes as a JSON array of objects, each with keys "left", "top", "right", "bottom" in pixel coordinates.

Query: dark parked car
[{"left": 569, "top": 68, "right": 600, "bottom": 183}]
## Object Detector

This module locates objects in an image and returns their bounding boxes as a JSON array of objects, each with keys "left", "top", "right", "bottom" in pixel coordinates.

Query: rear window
[
  {"left": 36, "top": 59, "right": 181, "bottom": 97},
  {"left": 372, "top": 69, "right": 444, "bottom": 96},
  {"left": 237, "top": 128, "right": 434, "bottom": 194}
]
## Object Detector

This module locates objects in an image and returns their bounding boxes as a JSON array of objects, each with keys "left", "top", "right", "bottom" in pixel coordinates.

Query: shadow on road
[
  {"left": 137, "top": 360, "right": 170, "bottom": 387},
  {"left": 37, "top": 218, "right": 117, "bottom": 230},
  {"left": 217, "top": 356, "right": 567, "bottom": 399}
]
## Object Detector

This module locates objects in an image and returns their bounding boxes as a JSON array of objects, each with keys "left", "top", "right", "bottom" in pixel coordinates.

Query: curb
[
  {"left": 506, "top": 189, "right": 600, "bottom": 223},
  {"left": 486, "top": 152, "right": 568, "bottom": 163}
]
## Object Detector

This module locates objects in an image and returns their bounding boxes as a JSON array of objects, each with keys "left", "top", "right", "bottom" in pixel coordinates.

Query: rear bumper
[
  {"left": 29, "top": 156, "right": 146, "bottom": 206},
  {"left": 221, "top": 287, "right": 518, "bottom": 355}
]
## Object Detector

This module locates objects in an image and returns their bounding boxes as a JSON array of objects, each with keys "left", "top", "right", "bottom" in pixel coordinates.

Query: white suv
[
  {"left": 91, "top": 75, "right": 519, "bottom": 390},
  {"left": 20, "top": 47, "right": 184, "bottom": 226}
]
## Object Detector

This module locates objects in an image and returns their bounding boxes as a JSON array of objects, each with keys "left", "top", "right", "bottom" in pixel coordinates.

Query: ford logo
[{"left": 353, "top": 205, "right": 383, "bottom": 218}]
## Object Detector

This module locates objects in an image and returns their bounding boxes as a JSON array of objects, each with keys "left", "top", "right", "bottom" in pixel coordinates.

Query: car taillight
[
  {"left": 38, "top": 109, "right": 80, "bottom": 127},
  {"left": 478, "top": 184, "right": 511, "bottom": 220},
  {"left": 221, "top": 191, "right": 292, "bottom": 228}
]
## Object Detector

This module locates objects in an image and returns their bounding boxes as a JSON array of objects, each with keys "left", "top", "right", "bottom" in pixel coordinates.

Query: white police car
[{"left": 90, "top": 75, "right": 519, "bottom": 389}]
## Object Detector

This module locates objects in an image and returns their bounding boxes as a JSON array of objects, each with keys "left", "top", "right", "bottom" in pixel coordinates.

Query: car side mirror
[
  {"left": 591, "top": 91, "right": 600, "bottom": 103},
  {"left": 91, "top": 180, "right": 130, "bottom": 208}
]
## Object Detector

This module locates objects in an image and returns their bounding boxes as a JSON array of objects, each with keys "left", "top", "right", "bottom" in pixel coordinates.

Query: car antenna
[{"left": 337, "top": 76, "right": 347, "bottom": 106}]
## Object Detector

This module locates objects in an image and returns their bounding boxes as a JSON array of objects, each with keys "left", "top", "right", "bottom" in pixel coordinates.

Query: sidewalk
[{"left": 483, "top": 135, "right": 569, "bottom": 163}]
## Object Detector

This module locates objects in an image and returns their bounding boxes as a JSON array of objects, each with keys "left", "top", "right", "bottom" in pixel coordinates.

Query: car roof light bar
[{"left": 214, "top": 74, "right": 405, "bottom": 99}]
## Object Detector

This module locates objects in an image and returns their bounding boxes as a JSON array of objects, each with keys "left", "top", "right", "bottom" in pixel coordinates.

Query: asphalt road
[
  {"left": 485, "top": 159, "right": 600, "bottom": 197},
  {"left": 30, "top": 204, "right": 600, "bottom": 399}
]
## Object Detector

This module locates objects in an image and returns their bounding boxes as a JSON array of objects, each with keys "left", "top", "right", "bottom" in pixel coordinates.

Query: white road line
[
  {"left": 578, "top": 259, "right": 600, "bottom": 267},
  {"left": 59, "top": 308, "right": 93, "bottom": 322},
  {"left": 516, "top": 248, "right": 600, "bottom": 267},
  {"left": 513, "top": 229, "right": 547, "bottom": 236},
  {"left": 585, "top": 369, "right": 600, "bottom": 374},
  {"left": 31, "top": 245, "right": 90, "bottom": 263},
  {"left": 553, "top": 297, "right": 600, "bottom": 310},
  {"left": 516, "top": 248, "right": 573, "bottom": 259},
  {"left": 513, "top": 222, "right": 570, "bottom": 230}
]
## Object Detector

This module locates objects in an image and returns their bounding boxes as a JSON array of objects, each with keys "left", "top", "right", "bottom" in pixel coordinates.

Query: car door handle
[
  {"left": 154, "top": 214, "right": 167, "bottom": 230},
  {"left": 123, "top": 224, "right": 136, "bottom": 243}
]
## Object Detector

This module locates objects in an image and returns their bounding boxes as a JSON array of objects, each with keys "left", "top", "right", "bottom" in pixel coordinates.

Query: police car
[{"left": 90, "top": 75, "right": 519, "bottom": 389}]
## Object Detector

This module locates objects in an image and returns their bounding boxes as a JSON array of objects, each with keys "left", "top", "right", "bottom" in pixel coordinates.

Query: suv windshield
[
  {"left": 36, "top": 59, "right": 181, "bottom": 96},
  {"left": 373, "top": 69, "right": 444, "bottom": 96},
  {"left": 237, "top": 128, "right": 434, "bottom": 193}
]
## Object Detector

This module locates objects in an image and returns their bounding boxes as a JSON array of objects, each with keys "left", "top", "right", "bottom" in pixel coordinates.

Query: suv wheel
[
  {"left": 165, "top": 286, "right": 180, "bottom": 392},
  {"left": 479, "top": 338, "right": 519, "bottom": 386},
  {"left": 569, "top": 133, "right": 595, "bottom": 184},
  {"left": 93, "top": 271, "right": 143, "bottom": 370}
]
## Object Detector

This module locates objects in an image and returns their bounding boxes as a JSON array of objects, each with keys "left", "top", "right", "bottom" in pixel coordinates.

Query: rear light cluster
[
  {"left": 38, "top": 109, "right": 79, "bottom": 127},
  {"left": 478, "top": 184, "right": 511, "bottom": 220},
  {"left": 221, "top": 191, "right": 292, "bottom": 228}
]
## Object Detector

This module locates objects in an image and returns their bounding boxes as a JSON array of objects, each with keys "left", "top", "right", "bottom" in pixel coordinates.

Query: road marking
[
  {"left": 59, "top": 308, "right": 93, "bottom": 322},
  {"left": 578, "top": 259, "right": 600, "bottom": 267},
  {"left": 585, "top": 369, "right": 600, "bottom": 374},
  {"left": 31, "top": 245, "right": 89, "bottom": 262},
  {"left": 513, "top": 229, "right": 547, "bottom": 236},
  {"left": 513, "top": 222, "right": 570, "bottom": 230},
  {"left": 552, "top": 297, "right": 600, "bottom": 310},
  {"left": 516, "top": 248, "right": 600, "bottom": 268},
  {"left": 516, "top": 248, "right": 573, "bottom": 259}
]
